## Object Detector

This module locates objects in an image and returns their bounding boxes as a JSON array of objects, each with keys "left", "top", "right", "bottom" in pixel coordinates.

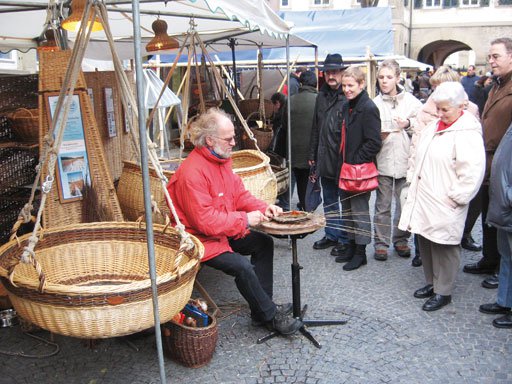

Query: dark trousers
[
  {"left": 463, "top": 188, "right": 482, "bottom": 239},
  {"left": 480, "top": 184, "right": 501, "bottom": 269},
  {"left": 292, "top": 167, "right": 310, "bottom": 212},
  {"left": 203, "top": 231, "right": 276, "bottom": 322}
]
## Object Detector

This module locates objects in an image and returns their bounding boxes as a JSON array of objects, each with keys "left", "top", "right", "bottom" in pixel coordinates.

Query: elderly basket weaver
[{"left": 167, "top": 108, "right": 302, "bottom": 335}]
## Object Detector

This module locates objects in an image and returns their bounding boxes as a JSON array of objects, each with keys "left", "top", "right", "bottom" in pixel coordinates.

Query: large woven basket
[
  {"left": 162, "top": 314, "right": 218, "bottom": 368},
  {"left": 0, "top": 222, "right": 203, "bottom": 339},
  {"left": 232, "top": 150, "right": 277, "bottom": 205},
  {"left": 6, "top": 108, "right": 39, "bottom": 143},
  {"left": 116, "top": 160, "right": 183, "bottom": 223}
]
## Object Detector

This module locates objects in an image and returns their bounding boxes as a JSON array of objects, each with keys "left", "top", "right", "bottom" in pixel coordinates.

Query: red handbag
[{"left": 338, "top": 120, "right": 379, "bottom": 193}]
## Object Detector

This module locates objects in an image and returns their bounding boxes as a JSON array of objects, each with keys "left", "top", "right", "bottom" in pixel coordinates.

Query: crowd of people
[{"left": 166, "top": 37, "right": 512, "bottom": 338}]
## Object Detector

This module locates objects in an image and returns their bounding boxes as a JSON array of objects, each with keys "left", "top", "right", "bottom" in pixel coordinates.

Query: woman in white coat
[{"left": 399, "top": 82, "right": 485, "bottom": 311}]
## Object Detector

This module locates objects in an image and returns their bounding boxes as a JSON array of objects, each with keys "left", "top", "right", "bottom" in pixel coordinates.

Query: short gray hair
[
  {"left": 430, "top": 81, "right": 467, "bottom": 108},
  {"left": 491, "top": 37, "right": 512, "bottom": 54},
  {"left": 189, "top": 108, "right": 232, "bottom": 147}
]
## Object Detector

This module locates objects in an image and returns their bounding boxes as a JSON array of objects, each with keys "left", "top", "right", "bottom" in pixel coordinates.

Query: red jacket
[{"left": 167, "top": 146, "right": 268, "bottom": 262}]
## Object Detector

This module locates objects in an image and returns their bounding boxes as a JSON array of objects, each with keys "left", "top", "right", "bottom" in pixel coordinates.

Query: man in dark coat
[
  {"left": 479, "top": 121, "right": 512, "bottom": 328},
  {"left": 308, "top": 53, "right": 349, "bottom": 256},
  {"left": 463, "top": 38, "right": 512, "bottom": 291},
  {"left": 281, "top": 70, "right": 318, "bottom": 210}
]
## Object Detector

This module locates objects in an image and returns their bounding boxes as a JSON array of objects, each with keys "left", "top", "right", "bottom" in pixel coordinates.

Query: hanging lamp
[
  {"left": 146, "top": 19, "right": 179, "bottom": 52},
  {"left": 37, "top": 29, "right": 60, "bottom": 52},
  {"left": 61, "top": 0, "right": 103, "bottom": 33}
]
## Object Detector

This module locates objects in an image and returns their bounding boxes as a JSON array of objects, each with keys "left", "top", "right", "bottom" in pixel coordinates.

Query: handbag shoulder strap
[{"left": 340, "top": 118, "right": 346, "bottom": 161}]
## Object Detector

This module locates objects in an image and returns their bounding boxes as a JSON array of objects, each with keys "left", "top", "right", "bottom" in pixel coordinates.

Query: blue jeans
[
  {"left": 321, "top": 177, "right": 348, "bottom": 244},
  {"left": 277, "top": 171, "right": 296, "bottom": 212},
  {"left": 497, "top": 229, "right": 512, "bottom": 308},
  {"left": 203, "top": 231, "right": 277, "bottom": 322}
]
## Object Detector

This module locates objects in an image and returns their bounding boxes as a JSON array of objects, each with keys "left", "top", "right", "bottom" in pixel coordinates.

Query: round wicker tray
[
  {"left": 256, "top": 213, "right": 325, "bottom": 236},
  {"left": 0, "top": 222, "right": 203, "bottom": 339}
]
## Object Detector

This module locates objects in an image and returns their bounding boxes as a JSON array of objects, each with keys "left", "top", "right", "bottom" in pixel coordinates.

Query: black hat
[{"left": 322, "top": 53, "right": 347, "bottom": 72}]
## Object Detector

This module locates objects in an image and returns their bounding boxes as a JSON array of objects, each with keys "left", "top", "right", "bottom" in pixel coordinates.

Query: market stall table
[{"left": 255, "top": 213, "right": 347, "bottom": 348}]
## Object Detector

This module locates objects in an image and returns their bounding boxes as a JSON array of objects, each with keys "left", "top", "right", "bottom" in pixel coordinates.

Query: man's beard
[
  {"left": 328, "top": 79, "right": 340, "bottom": 89},
  {"left": 212, "top": 143, "right": 231, "bottom": 159}
]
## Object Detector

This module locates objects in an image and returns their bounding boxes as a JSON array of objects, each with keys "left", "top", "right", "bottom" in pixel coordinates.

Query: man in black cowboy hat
[{"left": 308, "top": 53, "right": 350, "bottom": 259}]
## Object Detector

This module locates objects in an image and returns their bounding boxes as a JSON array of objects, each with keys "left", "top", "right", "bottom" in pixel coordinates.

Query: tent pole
[
  {"left": 131, "top": 1, "right": 167, "bottom": 383},
  {"left": 229, "top": 38, "right": 239, "bottom": 106},
  {"left": 286, "top": 34, "right": 292, "bottom": 210}
]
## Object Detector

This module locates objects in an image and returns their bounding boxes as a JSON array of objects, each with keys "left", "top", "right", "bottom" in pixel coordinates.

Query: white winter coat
[
  {"left": 398, "top": 111, "right": 485, "bottom": 245},
  {"left": 374, "top": 89, "right": 423, "bottom": 178}
]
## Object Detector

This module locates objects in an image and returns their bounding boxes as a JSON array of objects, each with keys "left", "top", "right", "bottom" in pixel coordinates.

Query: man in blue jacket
[{"left": 479, "top": 122, "right": 512, "bottom": 328}]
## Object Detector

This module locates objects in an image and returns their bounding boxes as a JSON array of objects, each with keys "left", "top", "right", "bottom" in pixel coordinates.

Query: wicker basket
[
  {"left": 232, "top": 150, "right": 277, "bottom": 205},
  {"left": 0, "top": 222, "right": 203, "bottom": 339},
  {"left": 162, "top": 315, "right": 218, "bottom": 368},
  {"left": 238, "top": 99, "right": 273, "bottom": 119},
  {"left": 118, "top": 151, "right": 277, "bottom": 219},
  {"left": 6, "top": 108, "right": 39, "bottom": 143},
  {"left": 271, "top": 165, "right": 289, "bottom": 196},
  {"left": 116, "top": 160, "right": 182, "bottom": 223}
]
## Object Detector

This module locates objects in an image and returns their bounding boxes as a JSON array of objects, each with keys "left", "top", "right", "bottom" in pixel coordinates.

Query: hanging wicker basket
[
  {"left": 238, "top": 99, "right": 273, "bottom": 119},
  {"left": 116, "top": 160, "right": 182, "bottom": 223},
  {"left": 242, "top": 111, "right": 273, "bottom": 152},
  {"left": 0, "top": 222, "right": 203, "bottom": 339},
  {"left": 6, "top": 108, "right": 39, "bottom": 143},
  {"left": 231, "top": 150, "right": 277, "bottom": 205}
]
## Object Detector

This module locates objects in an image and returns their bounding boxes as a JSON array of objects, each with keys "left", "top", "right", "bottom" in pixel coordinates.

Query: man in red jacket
[{"left": 167, "top": 108, "right": 302, "bottom": 335}]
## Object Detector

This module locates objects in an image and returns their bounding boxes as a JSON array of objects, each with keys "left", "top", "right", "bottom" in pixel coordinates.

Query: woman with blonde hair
[
  {"left": 373, "top": 59, "right": 423, "bottom": 262},
  {"left": 335, "top": 66, "right": 382, "bottom": 271}
]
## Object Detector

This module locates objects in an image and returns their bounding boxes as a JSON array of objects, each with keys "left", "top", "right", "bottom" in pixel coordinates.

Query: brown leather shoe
[
  {"left": 373, "top": 249, "right": 388, "bottom": 261},
  {"left": 394, "top": 244, "right": 411, "bottom": 258}
]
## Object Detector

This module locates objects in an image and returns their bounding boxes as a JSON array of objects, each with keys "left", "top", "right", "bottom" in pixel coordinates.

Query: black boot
[
  {"left": 335, "top": 240, "right": 356, "bottom": 263},
  {"left": 343, "top": 244, "right": 367, "bottom": 271}
]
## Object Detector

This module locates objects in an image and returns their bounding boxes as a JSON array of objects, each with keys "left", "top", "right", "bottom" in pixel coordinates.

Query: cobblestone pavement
[{"left": 1, "top": 198, "right": 511, "bottom": 384}]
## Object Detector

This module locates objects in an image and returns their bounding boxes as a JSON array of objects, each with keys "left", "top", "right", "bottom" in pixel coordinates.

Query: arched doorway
[{"left": 417, "top": 40, "right": 473, "bottom": 68}]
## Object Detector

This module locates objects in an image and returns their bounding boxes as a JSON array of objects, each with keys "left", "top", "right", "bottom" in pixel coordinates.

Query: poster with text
[{"left": 47, "top": 93, "right": 91, "bottom": 202}]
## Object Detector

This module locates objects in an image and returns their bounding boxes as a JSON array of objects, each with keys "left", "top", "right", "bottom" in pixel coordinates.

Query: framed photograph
[
  {"left": 46, "top": 92, "right": 91, "bottom": 203},
  {"left": 104, "top": 87, "right": 117, "bottom": 137}
]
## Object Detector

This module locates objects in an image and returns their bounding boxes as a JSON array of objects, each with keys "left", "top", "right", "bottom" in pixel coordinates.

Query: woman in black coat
[{"left": 336, "top": 66, "right": 382, "bottom": 271}]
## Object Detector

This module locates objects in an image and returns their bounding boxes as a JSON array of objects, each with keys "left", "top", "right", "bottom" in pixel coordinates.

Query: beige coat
[
  {"left": 407, "top": 96, "right": 479, "bottom": 182},
  {"left": 399, "top": 111, "right": 485, "bottom": 245},
  {"left": 373, "top": 90, "right": 423, "bottom": 178}
]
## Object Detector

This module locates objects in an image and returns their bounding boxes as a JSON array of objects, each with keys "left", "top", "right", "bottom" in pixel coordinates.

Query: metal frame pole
[
  {"left": 286, "top": 35, "right": 292, "bottom": 209},
  {"left": 131, "top": 1, "right": 167, "bottom": 383}
]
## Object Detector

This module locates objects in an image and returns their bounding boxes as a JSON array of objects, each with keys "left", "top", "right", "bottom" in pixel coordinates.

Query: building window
[
  {"left": 313, "top": 0, "right": 331, "bottom": 5},
  {"left": 404, "top": 0, "right": 409, "bottom": 6},
  {"left": 281, "top": 0, "right": 289, "bottom": 6},
  {"left": 460, "top": 0, "right": 479, "bottom": 6},
  {"left": 0, "top": 51, "right": 17, "bottom": 69},
  {"left": 498, "top": 0, "right": 512, "bottom": 4},
  {"left": 443, "top": 0, "right": 459, "bottom": 7},
  {"left": 424, "top": 0, "right": 442, "bottom": 7}
]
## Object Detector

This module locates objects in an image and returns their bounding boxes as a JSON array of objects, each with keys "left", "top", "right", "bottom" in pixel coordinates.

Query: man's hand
[
  {"left": 247, "top": 210, "right": 269, "bottom": 226},
  {"left": 308, "top": 160, "right": 316, "bottom": 166},
  {"left": 265, "top": 204, "right": 283, "bottom": 218}
]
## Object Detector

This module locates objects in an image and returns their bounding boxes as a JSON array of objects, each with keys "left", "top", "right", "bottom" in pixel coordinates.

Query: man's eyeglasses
[
  {"left": 487, "top": 53, "right": 510, "bottom": 62},
  {"left": 212, "top": 135, "right": 235, "bottom": 143}
]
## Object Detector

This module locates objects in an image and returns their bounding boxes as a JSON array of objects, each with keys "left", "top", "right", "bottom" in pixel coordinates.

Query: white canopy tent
[{"left": 0, "top": 0, "right": 314, "bottom": 59}]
